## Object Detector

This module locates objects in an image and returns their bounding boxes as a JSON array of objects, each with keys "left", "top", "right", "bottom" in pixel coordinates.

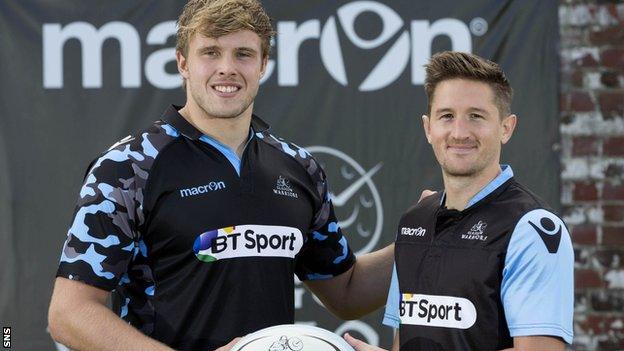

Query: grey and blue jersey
[{"left": 384, "top": 165, "right": 573, "bottom": 350}]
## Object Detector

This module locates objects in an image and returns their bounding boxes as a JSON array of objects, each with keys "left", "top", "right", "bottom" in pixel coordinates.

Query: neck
[
  {"left": 178, "top": 102, "right": 253, "bottom": 157},
  {"left": 442, "top": 164, "right": 501, "bottom": 211}
]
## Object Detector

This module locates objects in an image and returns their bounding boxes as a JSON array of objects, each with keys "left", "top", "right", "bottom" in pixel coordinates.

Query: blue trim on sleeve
[
  {"left": 501, "top": 209, "right": 574, "bottom": 344},
  {"left": 199, "top": 129, "right": 254, "bottom": 176},
  {"left": 382, "top": 265, "right": 400, "bottom": 329}
]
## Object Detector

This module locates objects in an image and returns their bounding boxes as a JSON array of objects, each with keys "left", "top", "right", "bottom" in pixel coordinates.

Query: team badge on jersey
[
  {"left": 273, "top": 175, "right": 299, "bottom": 198},
  {"left": 193, "top": 225, "right": 304, "bottom": 262},
  {"left": 461, "top": 220, "right": 488, "bottom": 241}
]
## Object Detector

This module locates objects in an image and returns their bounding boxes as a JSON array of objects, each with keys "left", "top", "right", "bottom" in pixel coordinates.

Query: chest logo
[
  {"left": 400, "top": 293, "right": 477, "bottom": 329},
  {"left": 193, "top": 225, "right": 304, "bottom": 263},
  {"left": 273, "top": 175, "right": 299, "bottom": 198},
  {"left": 401, "top": 227, "right": 426, "bottom": 237},
  {"left": 461, "top": 220, "right": 487, "bottom": 241},
  {"left": 179, "top": 181, "right": 226, "bottom": 198}
]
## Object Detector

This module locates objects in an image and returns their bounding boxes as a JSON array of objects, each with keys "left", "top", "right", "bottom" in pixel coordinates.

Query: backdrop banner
[{"left": 0, "top": 0, "right": 559, "bottom": 349}]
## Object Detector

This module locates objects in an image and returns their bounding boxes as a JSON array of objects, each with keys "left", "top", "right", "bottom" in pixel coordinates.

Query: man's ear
[
  {"left": 176, "top": 50, "right": 189, "bottom": 80},
  {"left": 501, "top": 114, "right": 517, "bottom": 145},
  {"left": 422, "top": 115, "right": 432, "bottom": 144},
  {"left": 260, "top": 56, "right": 268, "bottom": 78}
]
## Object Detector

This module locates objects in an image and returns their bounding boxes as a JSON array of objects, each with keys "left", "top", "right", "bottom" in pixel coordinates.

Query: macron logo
[
  {"left": 401, "top": 227, "right": 426, "bottom": 237},
  {"left": 180, "top": 182, "right": 226, "bottom": 198}
]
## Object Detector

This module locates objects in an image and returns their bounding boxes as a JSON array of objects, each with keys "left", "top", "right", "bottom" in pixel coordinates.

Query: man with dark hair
[
  {"left": 345, "top": 51, "right": 573, "bottom": 351},
  {"left": 47, "top": 1, "right": 393, "bottom": 350}
]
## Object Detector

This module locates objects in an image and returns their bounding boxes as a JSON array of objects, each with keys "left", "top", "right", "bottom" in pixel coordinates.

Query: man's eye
[
  {"left": 470, "top": 113, "right": 484, "bottom": 119},
  {"left": 441, "top": 114, "right": 453, "bottom": 120}
]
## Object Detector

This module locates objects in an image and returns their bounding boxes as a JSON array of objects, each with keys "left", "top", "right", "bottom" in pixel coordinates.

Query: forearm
[
  {"left": 498, "top": 336, "right": 566, "bottom": 351},
  {"left": 49, "top": 293, "right": 172, "bottom": 351},
  {"left": 305, "top": 244, "right": 394, "bottom": 319},
  {"left": 342, "top": 244, "right": 394, "bottom": 317}
]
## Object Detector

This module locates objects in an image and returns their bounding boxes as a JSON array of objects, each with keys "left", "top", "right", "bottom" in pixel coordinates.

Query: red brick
[
  {"left": 604, "top": 137, "right": 624, "bottom": 157},
  {"left": 595, "top": 249, "right": 624, "bottom": 269},
  {"left": 573, "top": 181, "right": 600, "bottom": 201},
  {"left": 605, "top": 3, "right": 624, "bottom": 23},
  {"left": 601, "top": 71, "right": 621, "bottom": 88},
  {"left": 562, "top": 91, "right": 595, "bottom": 112},
  {"left": 575, "top": 268, "right": 604, "bottom": 288},
  {"left": 604, "top": 182, "right": 624, "bottom": 200},
  {"left": 605, "top": 164, "right": 624, "bottom": 179},
  {"left": 605, "top": 205, "right": 624, "bottom": 222},
  {"left": 571, "top": 224, "right": 598, "bottom": 245},
  {"left": 574, "top": 53, "right": 600, "bottom": 67},
  {"left": 573, "top": 136, "right": 600, "bottom": 156},
  {"left": 590, "top": 26, "right": 624, "bottom": 46},
  {"left": 598, "top": 92, "right": 624, "bottom": 119},
  {"left": 577, "top": 314, "right": 620, "bottom": 334},
  {"left": 603, "top": 226, "right": 624, "bottom": 246},
  {"left": 571, "top": 70, "right": 584, "bottom": 88},
  {"left": 597, "top": 338, "right": 624, "bottom": 351},
  {"left": 602, "top": 48, "right": 624, "bottom": 69},
  {"left": 591, "top": 291, "right": 624, "bottom": 312}
]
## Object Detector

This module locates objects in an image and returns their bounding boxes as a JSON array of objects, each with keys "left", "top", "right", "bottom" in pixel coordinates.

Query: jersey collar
[
  {"left": 161, "top": 104, "right": 270, "bottom": 140},
  {"left": 440, "top": 165, "right": 514, "bottom": 209}
]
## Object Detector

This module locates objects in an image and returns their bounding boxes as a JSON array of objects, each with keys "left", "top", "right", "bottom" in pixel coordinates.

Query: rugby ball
[{"left": 231, "top": 324, "right": 355, "bottom": 351}]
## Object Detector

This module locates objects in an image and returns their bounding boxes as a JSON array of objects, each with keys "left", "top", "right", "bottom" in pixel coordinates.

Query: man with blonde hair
[
  {"left": 345, "top": 52, "right": 574, "bottom": 351},
  {"left": 48, "top": 1, "right": 393, "bottom": 350}
]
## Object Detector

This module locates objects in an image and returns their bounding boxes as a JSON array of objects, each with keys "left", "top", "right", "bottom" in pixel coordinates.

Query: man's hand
[
  {"left": 418, "top": 189, "right": 436, "bottom": 202},
  {"left": 343, "top": 333, "right": 387, "bottom": 351},
  {"left": 215, "top": 337, "right": 241, "bottom": 351}
]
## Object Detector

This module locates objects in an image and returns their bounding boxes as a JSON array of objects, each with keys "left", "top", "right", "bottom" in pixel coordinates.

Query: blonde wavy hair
[{"left": 176, "top": 0, "right": 275, "bottom": 59}]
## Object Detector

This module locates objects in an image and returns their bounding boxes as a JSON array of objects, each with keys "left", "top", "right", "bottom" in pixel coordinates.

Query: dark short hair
[{"left": 424, "top": 51, "right": 513, "bottom": 117}]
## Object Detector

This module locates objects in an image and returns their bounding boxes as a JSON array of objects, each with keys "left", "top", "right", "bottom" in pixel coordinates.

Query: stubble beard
[{"left": 439, "top": 147, "right": 497, "bottom": 179}]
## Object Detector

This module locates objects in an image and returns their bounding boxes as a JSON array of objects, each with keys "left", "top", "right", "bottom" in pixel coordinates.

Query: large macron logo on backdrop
[{"left": 41, "top": 1, "right": 486, "bottom": 90}]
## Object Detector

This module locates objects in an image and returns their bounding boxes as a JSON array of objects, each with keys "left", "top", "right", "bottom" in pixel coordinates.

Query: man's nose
[
  {"left": 217, "top": 54, "right": 237, "bottom": 76},
  {"left": 450, "top": 117, "right": 470, "bottom": 140}
]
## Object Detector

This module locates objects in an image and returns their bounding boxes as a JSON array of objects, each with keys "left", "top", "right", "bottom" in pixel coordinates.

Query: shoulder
[
  {"left": 255, "top": 130, "right": 326, "bottom": 181},
  {"left": 86, "top": 121, "right": 180, "bottom": 185},
  {"left": 501, "top": 180, "right": 555, "bottom": 213},
  {"left": 401, "top": 192, "right": 442, "bottom": 218}
]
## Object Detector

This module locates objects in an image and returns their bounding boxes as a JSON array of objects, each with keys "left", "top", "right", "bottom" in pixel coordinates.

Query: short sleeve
[
  {"left": 294, "top": 163, "right": 356, "bottom": 281},
  {"left": 56, "top": 149, "right": 142, "bottom": 291},
  {"left": 382, "top": 264, "right": 400, "bottom": 328},
  {"left": 501, "top": 209, "right": 574, "bottom": 344}
]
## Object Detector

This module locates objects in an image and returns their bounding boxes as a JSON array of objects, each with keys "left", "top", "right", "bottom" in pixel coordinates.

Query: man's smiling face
[
  {"left": 423, "top": 78, "right": 515, "bottom": 179},
  {"left": 177, "top": 30, "right": 267, "bottom": 120}
]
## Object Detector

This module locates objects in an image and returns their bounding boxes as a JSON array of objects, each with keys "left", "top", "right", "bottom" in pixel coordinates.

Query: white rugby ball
[{"left": 231, "top": 324, "right": 355, "bottom": 351}]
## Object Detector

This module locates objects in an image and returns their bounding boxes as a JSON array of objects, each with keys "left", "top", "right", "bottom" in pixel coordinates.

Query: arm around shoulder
[{"left": 48, "top": 277, "right": 173, "bottom": 351}]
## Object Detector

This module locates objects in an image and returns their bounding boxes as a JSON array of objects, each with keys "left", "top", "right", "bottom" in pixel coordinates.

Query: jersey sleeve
[
  {"left": 56, "top": 147, "right": 143, "bottom": 291},
  {"left": 382, "top": 264, "right": 401, "bottom": 328},
  {"left": 294, "top": 160, "right": 356, "bottom": 281},
  {"left": 501, "top": 209, "right": 574, "bottom": 344}
]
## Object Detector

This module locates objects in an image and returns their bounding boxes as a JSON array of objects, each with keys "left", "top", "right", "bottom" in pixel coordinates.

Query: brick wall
[{"left": 560, "top": 1, "right": 624, "bottom": 350}]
